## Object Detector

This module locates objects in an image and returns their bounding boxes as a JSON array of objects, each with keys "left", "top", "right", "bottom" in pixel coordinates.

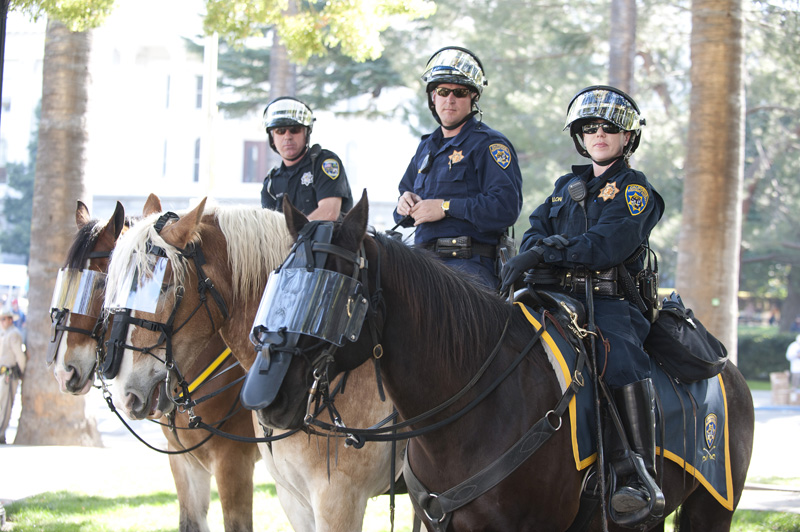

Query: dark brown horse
[
  {"left": 49, "top": 197, "right": 260, "bottom": 532},
  {"left": 256, "top": 193, "right": 755, "bottom": 531}
]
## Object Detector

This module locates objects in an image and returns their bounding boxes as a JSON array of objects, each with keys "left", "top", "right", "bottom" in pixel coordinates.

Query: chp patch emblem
[
  {"left": 300, "top": 172, "right": 313, "bottom": 187},
  {"left": 490, "top": 143, "right": 511, "bottom": 170},
  {"left": 321, "top": 159, "right": 340, "bottom": 180},
  {"left": 705, "top": 412, "right": 718, "bottom": 450},
  {"left": 625, "top": 184, "right": 649, "bottom": 216}
]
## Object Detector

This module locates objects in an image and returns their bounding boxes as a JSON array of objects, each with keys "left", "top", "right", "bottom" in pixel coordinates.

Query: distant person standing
[
  {"left": 786, "top": 334, "right": 800, "bottom": 394},
  {"left": 260, "top": 97, "right": 353, "bottom": 220},
  {"left": 0, "top": 308, "right": 26, "bottom": 444}
]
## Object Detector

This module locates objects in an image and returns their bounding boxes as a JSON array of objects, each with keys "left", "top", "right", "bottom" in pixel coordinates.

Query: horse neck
[{"left": 372, "top": 237, "right": 510, "bottom": 417}]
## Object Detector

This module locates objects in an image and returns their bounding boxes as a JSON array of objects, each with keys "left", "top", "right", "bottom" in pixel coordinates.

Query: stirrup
[
  {"left": 608, "top": 455, "right": 665, "bottom": 528},
  {"left": 611, "top": 483, "right": 649, "bottom": 513}
]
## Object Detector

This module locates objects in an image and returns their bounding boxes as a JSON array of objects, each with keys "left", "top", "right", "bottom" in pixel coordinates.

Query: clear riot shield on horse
[
  {"left": 100, "top": 198, "right": 405, "bottom": 532},
  {"left": 247, "top": 192, "right": 755, "bottom": 532},
  {"left": 48, "top": 197, "right": 261, "bottom": 532}
]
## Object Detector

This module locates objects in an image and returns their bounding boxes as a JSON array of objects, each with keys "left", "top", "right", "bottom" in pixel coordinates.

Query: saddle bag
[{"left": 644, "top": 292, "right": 728, "bottom": 383}]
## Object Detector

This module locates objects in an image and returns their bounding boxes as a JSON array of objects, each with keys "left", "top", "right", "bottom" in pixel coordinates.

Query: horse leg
[
  {"left": 168, "top": 451, "right": 212, "bottom": 532},
  {"left": 257, "top": 440, "right": 317, "bottom": 532},
  {"left": 674, "top": 488, "right": 734, "bottom": 531},
  {"left": 209, "top": 439, "right": 258, "bottom": 532}
]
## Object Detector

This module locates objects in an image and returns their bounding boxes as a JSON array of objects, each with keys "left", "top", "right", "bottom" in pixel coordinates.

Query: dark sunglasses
[
  {"left": 434, "top": 87, "right": 472, "bottom": 99},
  {"left": 581, "top": 122, "right": 622, "bottom": 135},
  {"left": 272, "top": 125, "right": 304, "bottom": 136}
]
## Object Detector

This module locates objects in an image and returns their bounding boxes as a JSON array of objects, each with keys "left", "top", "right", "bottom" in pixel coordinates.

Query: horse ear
[
  {"left": 96, "top": 201, "right": 126, "bottom": 249},
  {"left": 110, "top": 201, "right": 125, "bottom": 240},
  {"left": 159, "top": 197, "right": 207, "bottom": 249},
  {"left": 283, "top": 196, "right": 309, "bottom": 239},
  {"left": 143, "top": 193, "right": 162, "bottom": 216},
  {"left": 340, "top": 190, "right": 369, "bottom": 248},
  {"left": 76, "top": 201, "right": 91, "bottom": 229}
]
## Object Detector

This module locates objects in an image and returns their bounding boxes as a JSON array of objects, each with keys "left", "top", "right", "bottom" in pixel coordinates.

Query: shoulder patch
[
  {"left": 489, "top": 143, "right": 511, "bottom": 170},
  {"left": 625, "top": 184, "right": 649, "bottom": 216},
  {"left": 321, "top": 159, "right": 340, "bottom": 180}
]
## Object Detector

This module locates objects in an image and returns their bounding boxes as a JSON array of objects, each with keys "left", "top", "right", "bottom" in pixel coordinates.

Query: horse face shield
[
  {"left": 252, "top": 269, "right": 368, "bottom": 347},
  {"left": 48, "top": 268, "right": 107, "bottom": 364},
  {"left": 103, "top": 256, "right": 170, "bottom": 379}
]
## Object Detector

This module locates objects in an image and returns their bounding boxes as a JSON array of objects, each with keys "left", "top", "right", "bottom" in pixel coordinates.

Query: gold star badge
[
  {"left": 598, "top": 181, "right": 620, "bottom": 202},
  {"left": 448, "top": 149, "right": 464, "bottom": 170}
]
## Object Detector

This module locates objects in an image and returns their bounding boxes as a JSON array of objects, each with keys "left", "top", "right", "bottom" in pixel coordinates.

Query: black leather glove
[
  {"left": 500, "top": 248, "right": 544, "bottom": 293},
  {"left": 541, "top": 234, "right": 570, "bottom": 250}
]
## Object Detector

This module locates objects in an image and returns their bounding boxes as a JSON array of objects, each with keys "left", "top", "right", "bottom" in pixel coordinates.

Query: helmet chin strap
[
  {"left": 439, "top": 102, "right": 483, "bottom": 132},
  {"left": 591, "top": 155, "right": 624, "bottom": 168}
]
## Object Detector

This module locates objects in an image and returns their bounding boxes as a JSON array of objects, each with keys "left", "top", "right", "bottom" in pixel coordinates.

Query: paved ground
[{"left": 1, "top": 388, "right": 799, "bottom": 514}]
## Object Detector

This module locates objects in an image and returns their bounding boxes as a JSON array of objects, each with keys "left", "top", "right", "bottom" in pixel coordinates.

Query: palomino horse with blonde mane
[
  {"left": 102, "top": 198, "right": 403, "bottom": 532},
  {"left": 49, "top": 196, "right": 261, "bottom": 532}
]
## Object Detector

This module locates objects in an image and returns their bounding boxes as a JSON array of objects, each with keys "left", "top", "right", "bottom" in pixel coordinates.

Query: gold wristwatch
[{"left": 441, "top": 200, "right": 451, "bottom": 216}]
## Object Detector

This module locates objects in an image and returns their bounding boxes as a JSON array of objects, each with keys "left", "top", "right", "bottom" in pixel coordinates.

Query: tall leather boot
[{"left": 609, "top": 378, "right": 663, "bottom": 514}]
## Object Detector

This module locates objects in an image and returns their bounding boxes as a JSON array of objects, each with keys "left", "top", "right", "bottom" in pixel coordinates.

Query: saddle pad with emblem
[{"left": 516, "top": 303, "right": 734, "bottom": 510}]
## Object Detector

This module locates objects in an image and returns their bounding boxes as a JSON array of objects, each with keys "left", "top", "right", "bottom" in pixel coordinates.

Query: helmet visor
[
  {"left": 564, "top": 89, "right": 642, "bottom": 132},
  {"left": 421, "top": 48, "right": 485, "bottom": 91},
  {"left": 263, "top": 99, "right": 314, "bottom": 129},
  {"left": 251, "top": 268, "right": 368, "bottom": 347},
  {"left": 51, "top": 268, "right": 107, "bottom": 317}
]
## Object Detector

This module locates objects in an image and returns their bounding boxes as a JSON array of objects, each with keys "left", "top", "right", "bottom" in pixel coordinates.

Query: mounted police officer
[
  {"left": 261, "top": 97, "right": 353, "bottom": 220},
  {"left": 500, "top": 86, "right": 665, "bottom": 520},
  {"left": 393, "top": 46, "right": 523, "bottom": 288}
]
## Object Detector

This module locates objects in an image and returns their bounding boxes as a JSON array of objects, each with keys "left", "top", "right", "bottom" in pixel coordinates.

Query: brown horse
[
  {"left": 102, "top": 198, "right": 404, "bottom": 532},
  {"left": 49, "top": 197, "right": 261, "bottom": 532},
  {"left": 252, "top": 193, "right": 755, "bottom": 531}
]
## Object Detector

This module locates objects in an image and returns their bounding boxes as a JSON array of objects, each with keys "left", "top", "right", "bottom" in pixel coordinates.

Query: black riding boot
[{"left": 609, "top": 378, "right": 663, "bottom": 514}]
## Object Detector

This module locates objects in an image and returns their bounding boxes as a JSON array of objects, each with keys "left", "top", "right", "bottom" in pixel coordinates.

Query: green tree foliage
[
  {"left": 739, "top": 1, "right": 800, "bottom": 305},
  {"left": 0, "top": 135, "right": 35, "bottom": 260},
  {"left": 9, "top": 0, "right": 116, "bottom": 30},
  {"left": 209, "top": 38, "right": 405, "bottom": 118},
  {"left": 203, "top": 0, "right": 436, "bottom": 64}
]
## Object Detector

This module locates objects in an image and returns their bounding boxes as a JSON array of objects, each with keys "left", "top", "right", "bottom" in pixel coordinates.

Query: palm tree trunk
[
  {"left": 676, "top": 0, "right": 745, "bottom": 364},
  {"left": 15, "top": 19, "right": 101, "bottom": 446}
]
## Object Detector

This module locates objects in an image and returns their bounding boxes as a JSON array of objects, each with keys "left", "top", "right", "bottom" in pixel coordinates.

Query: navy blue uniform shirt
[
  {"left": 394, "top": 118, "right": 522, "bottom": 246},
  {"left": 520, "top": 159, "right": 664, "bottom": 273},
  {"left": 261, "top": 144, "right": 353, "bottom": 216}
]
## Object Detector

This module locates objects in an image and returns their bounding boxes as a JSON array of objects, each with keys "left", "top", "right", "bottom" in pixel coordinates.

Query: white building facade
[{"left": 2, "top": 0, "right": 419, "bottom": 231}]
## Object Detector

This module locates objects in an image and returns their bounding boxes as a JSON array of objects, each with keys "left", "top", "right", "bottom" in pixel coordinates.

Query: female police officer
[{"left": 501, "top": 86, "right": 665, "bottom": 522}]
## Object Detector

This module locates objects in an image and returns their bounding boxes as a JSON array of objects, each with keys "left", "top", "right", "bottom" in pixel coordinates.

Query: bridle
[{"left": 104, "top": 211, "right": 231, "bottom": 407}]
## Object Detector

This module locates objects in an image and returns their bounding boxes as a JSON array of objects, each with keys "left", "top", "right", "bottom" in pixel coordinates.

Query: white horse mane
[{"left": 105, "top": 204, "right": 291, "bottom": 308}]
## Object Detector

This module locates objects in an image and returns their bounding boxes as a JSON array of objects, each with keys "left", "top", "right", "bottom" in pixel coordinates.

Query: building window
[
  {"left": 243, "top": 141, "right": 268, "bottom": 183},
  {"left": 193, "top": 138, "right": 201, "bottom": 182},
  {"left": 195, "top": 76, "right": 203, "bottom": 109}
]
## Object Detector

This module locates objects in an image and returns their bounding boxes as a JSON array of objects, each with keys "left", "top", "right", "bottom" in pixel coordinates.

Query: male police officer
[
  {"left": 261, "top": 97, "right": 353, "bottom": 220},
  {"left": 394, "top": 47, "right": 522, "bottom": 288}
]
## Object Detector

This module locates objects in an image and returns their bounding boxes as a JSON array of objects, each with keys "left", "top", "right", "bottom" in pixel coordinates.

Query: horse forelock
[
  {"left": 375, "top": 234, "right": 512, "bottom": 372},
  {"left": 66, "top": 215, "right": 138, "bottom": 270},
  {"left": 214, "top": 206, "right": 291, "bottom": 303},
  {"left": 66, "top": 221, "right": 102, "bottom": 269}
]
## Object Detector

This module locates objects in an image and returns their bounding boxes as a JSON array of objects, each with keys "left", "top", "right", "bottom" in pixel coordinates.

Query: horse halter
[
  {"left": 103, "top": 212, "right": 230, "bottom": 393},
  {"left": 241, "top": 220, "right": 375, "bottom": 413}
]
